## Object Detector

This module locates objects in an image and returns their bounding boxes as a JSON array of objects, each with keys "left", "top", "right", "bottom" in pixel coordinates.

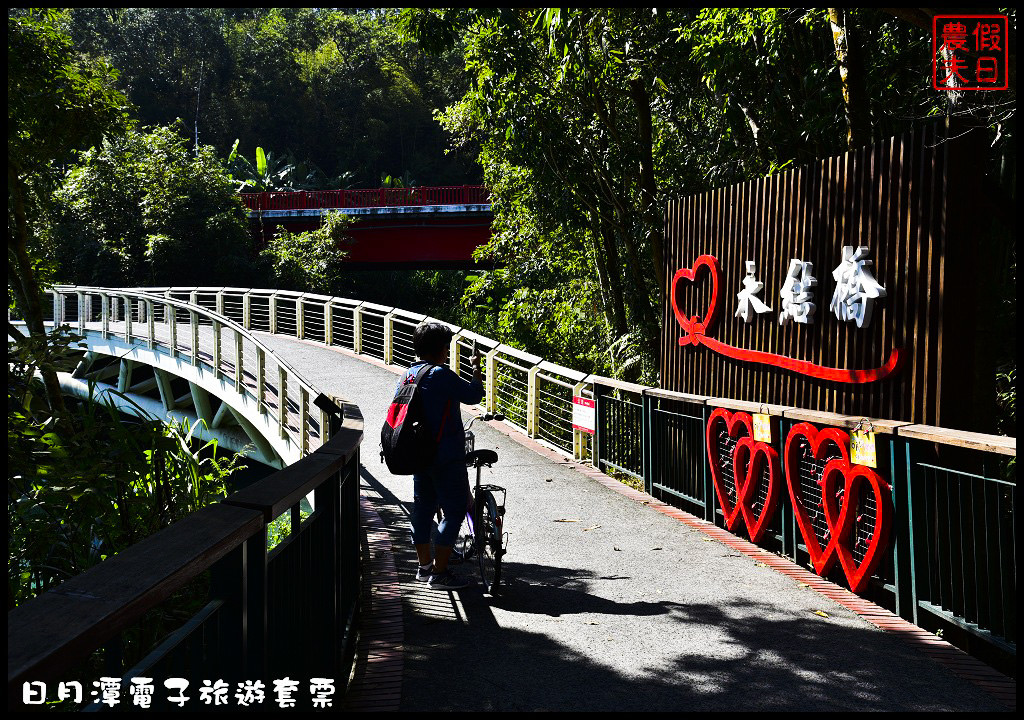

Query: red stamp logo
[{"left": 933, "top": 14, "right": 1009, "bottom": 91}]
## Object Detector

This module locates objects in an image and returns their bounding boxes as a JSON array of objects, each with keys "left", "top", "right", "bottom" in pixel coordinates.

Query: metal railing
[
  {"left": 60, "top": 286, "right": 1016, "bottom": 659},
  {"left": 240, "top": 186, "right": 490, "bottom": 212},
  {"left": 7, "top": 392, "right": 362, "bottom": 711},
  {"left": 49, "top": 287, "right": 332, "bottom": 463}
]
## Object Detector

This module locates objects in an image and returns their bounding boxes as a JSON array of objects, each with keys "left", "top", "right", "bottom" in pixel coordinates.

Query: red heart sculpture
[
  {"left": 705, "top": 408, "right": 752, "bottom": 532},
  {"left": 784, "top": 422, "right": 894, "bottom": 594},
  {"left": 820, "top": 459, "right": 893, "bottom": 594},
  {"left": 733, "top": 437, "right": 782, "bottom": 544},
  {"left": 671, "top": 255, "right": 721, "bottom": 346},
  {"left": 783, "top": 422, "right": 850, "bottom": 576}
]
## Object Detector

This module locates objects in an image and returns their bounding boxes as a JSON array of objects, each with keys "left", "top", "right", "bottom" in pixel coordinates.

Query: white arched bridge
[{"left": 7, "top": 285, "right": 1016, "bottom": 712}]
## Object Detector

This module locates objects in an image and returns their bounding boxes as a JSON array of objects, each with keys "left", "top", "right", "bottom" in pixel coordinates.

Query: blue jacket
[{"left": 398, "top": 363, "right": 485, "bottom": 465}]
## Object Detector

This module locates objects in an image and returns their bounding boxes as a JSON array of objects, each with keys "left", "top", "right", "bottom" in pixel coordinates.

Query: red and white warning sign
[{"left": 572, "top": 396, "right": 596, "bottom": 434}]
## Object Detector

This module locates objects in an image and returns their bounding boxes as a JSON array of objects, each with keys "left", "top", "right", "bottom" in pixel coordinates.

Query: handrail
[
  {"left": 53, "top": 286, "right": 321, "bottom": 397},
  {"left": 239, "top": 186, "right": 491, "bottom": 212},
  {"left": 48, "top": 285, "right": 329, "bottom": 461},
  {"left": 8, "top": 387, "right": 362, "bottom": 708},
  {"left": 8, "top": 505, "right": 264, "bottom": 690}
]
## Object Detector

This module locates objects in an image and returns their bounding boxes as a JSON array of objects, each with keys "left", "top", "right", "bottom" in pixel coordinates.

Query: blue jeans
[{"left": 411, "top": 459, "right": 469, "bottom": 547}]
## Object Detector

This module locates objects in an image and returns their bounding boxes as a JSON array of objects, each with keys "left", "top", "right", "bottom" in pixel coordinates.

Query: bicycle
[{"left": 460, "top": 413, "right": 507, "bottom": 594}]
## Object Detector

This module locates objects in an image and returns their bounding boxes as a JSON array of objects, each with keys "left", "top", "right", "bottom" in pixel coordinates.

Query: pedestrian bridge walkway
[
  {"left": 257, "top": 333, "right": 1007, "bottom": 712},
  {"left": 8, "top": 286, "right": 1015, "bottom": 711}
]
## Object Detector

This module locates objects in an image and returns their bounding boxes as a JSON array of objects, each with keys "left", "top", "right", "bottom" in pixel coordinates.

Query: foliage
[
  {"left": 8, "top": 9, "right": 130, "bottom": 178},
  {"left": 64, "top": 8, "right": 480, "bottom": 189},
  {"left": 45, "top": 124, "right": 258, "bottom": 287},
  {"left": 267, "top": 508, "right": 312, "bottom": 552},
  {"left": 418, "top": 9, "right": 700, "bottom": 380},
  {"left": 260, "top": 210, "right": 353, "bottom": 293},
  {"left": 8, "top": 8, "right": 133, "bottom": 416},
  {"left": 227, "top": 141, "right": 355, "bottom": 192},
  {"left": 8, "top": 331, "right": 242, "bottom": 608},
  {"left": 405, "top": 7, "right": 1015, "bottom": 390}
]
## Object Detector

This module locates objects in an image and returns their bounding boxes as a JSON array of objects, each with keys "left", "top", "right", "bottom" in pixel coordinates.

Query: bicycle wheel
[{"left": 476, "top": 490, "right": 503, "bottom": 594}]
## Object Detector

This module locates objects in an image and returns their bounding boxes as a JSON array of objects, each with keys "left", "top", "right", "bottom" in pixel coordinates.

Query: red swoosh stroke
[{"left": 696, "top": 334, "right": 903, "bottom": 384}]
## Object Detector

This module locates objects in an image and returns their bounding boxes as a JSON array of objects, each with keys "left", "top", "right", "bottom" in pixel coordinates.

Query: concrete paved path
[{"left": 255, "top": 332, "right": 1007, "bottom": 712}]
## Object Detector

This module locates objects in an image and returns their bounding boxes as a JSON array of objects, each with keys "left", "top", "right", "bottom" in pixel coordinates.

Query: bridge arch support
[{"left": 59, "top": 334, "right": 285, "bottom": 467}]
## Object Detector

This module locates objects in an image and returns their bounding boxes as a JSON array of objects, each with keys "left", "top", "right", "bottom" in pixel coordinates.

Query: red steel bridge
[{"left": 241, "top": 186, "right": 492, "bottom": 268}]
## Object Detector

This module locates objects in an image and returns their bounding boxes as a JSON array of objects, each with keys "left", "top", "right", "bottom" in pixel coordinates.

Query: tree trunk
[
  {"left": 627, "top": 77, "right": 666, "bottom": 307},
  {"left": 596, "top": 209, "right": 628, "bottom": 338},
  {"left": 828, "top": 8, "right": 872, "bottom": 148},
  {"left": 8, "top": 162, "right": 68, "bottom": 416}
]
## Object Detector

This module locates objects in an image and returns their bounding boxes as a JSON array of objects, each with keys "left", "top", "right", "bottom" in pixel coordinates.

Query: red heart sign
[
  {"left": 820, "top": 459, "right": 893, "bottom": 594},
  {"left": 784, "top": 422, "right": 893, "bottom": 594},
  {"left": 733, "top": 437, "right": 782, "bottom": 544},
  {"left": 671, "top": 254, "right": 721, "bottom": 346},
  {"left": 705, "top": 408, "right": 751, "bottom": 532}
]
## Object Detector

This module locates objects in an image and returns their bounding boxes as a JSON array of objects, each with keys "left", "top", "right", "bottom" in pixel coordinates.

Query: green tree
[
  {"left": 260, "top": 210, "right": 353, "bottom": 293},
  {"left": 8, "top": 329, "right": 242, "bottom": 607},
  {"left": 65, "top": 8, "right": 479, "bottom": 189},
  {"left": 412, "top": 9, "right": 694, "bottom": 379},
  {"left": 8, "top": 8, "right": 130, "bottom": 413},
  {"left": 46, "top": 124, "right": 257, "bottom": 287}
]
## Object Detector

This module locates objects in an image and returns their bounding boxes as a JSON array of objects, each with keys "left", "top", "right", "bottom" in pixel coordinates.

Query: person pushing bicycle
[{"left": 402, "top": 322, "right": 484, "bottom": 590}]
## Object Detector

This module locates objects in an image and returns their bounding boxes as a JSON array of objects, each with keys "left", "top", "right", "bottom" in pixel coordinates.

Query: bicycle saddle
[{"left": 466, "top": 449, "right": 498, "bottom": 467}]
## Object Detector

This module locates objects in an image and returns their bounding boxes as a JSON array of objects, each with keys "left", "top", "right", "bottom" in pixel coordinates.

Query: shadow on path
[{"left": 359, "top": 467, "right": 1003, "bottom": 712}]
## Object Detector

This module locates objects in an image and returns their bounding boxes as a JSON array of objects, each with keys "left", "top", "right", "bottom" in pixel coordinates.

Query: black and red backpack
[{"left": 380, "top": 364, "right": 450, "bottom": 475}]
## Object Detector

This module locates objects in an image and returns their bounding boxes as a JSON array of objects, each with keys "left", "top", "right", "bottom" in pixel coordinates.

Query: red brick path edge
[
  {"left": 474, "top": 411, "right": 1017, "bottom": 712},
  {"left": 342, "top": 497, "right": 403, "bottom": 711},
  {"left": 316, "top": 344, "right": 1015, "bottom": 711}
]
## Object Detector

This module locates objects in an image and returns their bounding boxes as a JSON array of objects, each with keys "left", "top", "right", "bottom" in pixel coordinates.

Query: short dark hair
[{"left": 413, "top": 322, "right": 453, "bottom": 359}]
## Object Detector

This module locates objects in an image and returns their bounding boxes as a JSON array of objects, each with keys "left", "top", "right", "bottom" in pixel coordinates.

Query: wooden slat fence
[{"left": 660, "top": 119, "right": 991, "bottom": 429}]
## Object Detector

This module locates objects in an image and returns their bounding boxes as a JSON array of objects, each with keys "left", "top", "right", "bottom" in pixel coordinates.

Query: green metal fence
[{"left": 593, "top": 385, "right": 1017, "bottom": 658}]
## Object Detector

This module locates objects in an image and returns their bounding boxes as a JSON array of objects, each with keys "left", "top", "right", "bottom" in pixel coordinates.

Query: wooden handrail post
[
  {"left": 243, "top": 291, "right": 252, "bottom": 330},
  {"left": 76, "top": 291, "right": 86, "bottom": 334},
  {"left": 212, "top": 321, "right": 222, "bottom": 377},
  {"left": 449, "top": 333, "right": 461, "bottom": 373},
  {"left": 190, "top": 310, "right": 200, "bottom": 367},
  {"left": 168, "top": 303, "right": 178, "bottom": 358},
  {"left": 257, "top": 347, "right": 266, "bottom": 414},
  {"left": 314, "top": 393, "right": 344, "bottom": 440},
  {"left": 383, "top": 310, "right": 396, "bottom": 365},
  {"left": 235, "top": 330, "right": 244, "bottom": 394},
  {"left": 484, "top": 347, "right": 499, "bottom": 414},
  {"left": 124, "top": 296, "right": 133, "bottom": 345},
  {"left": 527, "top": 364, "right": 541, "bottom": 438},
  {"left": 269, "top": 294, "right": 278, "bottom": 334},
  {"left": 323, "top": 301, "right": 333, "bottom": 347},
  {"left": 101, "top": 293, "right": 109, "bottom": 339},
  {"left": 278, "top": 367, "right": 288, "bottom": 439},
  {"left": 296, "top": 296, "right": 304, "bottom": 340},
  {"left": 353, "top": 306, "right": 363, "bottom": 354},
  {"left": 146, "top": 300, "right": 155, "bottom": 349}
]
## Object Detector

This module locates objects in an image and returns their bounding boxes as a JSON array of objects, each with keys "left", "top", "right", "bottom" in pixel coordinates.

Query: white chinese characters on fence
[
  {"left": 735, "top": 261, "right": 772, "bottom": 323},
  {"left": 735, "top": 247, "right": 885, "bottom": 328},
  {"left": 830, "top": 246, "right": 886, "bottom": 328},
  {"left": 778, "top": 259, "right": 817, "bottom": 325}
]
